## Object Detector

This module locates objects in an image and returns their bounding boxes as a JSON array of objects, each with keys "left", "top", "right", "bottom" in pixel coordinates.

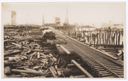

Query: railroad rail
[
  {"left": 52, "top": 27, "right": 124, "bottom": 78},
  {"left": 59, "top": 44, "right": 123, "bottom": 78}
]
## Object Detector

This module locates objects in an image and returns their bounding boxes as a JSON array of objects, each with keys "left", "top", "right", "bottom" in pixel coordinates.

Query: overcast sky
[{"left": 2, "top": 2, "right": 125, "bottom": 27}]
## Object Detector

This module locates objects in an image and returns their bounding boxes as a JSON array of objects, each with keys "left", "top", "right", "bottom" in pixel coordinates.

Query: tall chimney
[{"left": 11, "top": 11, "right": 16, "bottom": 25}]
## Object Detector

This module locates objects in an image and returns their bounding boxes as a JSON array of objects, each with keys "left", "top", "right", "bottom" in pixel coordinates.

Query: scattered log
[
  {"left": 4, "top": 50, "right": 21, "bottom": 56},
  {"left": 49, "top": 66, "right": 58, "bottom": 77},
  {"left": 71, "top": 60, "right": 93, "bottom": 78},
  {"left": 12, "top": 69, "right": 45, "bottom": 76},
  {"left": 4, "top": 66, "right": 11, "bottom": 75},
  {"left": 4, "top": 60, "right": 16, "bottom": 66}
]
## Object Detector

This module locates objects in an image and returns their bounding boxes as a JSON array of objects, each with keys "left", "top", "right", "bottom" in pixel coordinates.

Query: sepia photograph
[{"left": 1, "top": 1, "right": 125, "bottom": 78}]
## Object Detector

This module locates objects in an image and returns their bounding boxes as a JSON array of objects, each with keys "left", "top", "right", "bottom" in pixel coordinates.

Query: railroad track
[
  {"left": 67, "top": 36, "right": 123, "bottom": 78},
  {"left": 78, "top": 51, "right": 124, "bottom": 78},
  {"left": 58, "top": 44, "right": 123, "bottom": 78},
  {"left": 52, "top": 28, "right": 124, "bottom": 78}
]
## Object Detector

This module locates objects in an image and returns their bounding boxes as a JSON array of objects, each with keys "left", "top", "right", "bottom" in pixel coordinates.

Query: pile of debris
[
  {"left": 4, "top": 27, "right": 66, "bottom": 77},
  {"left": 4, "top": 26, "right": 86, "bottom": 78}
]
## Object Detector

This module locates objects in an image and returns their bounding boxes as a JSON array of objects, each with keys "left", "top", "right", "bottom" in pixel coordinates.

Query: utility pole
[{"left": 65, "top": 8, "right": 69, "bottom": 25}]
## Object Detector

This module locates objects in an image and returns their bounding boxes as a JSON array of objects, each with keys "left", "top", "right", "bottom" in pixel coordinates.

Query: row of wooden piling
[{"left": 68, "top": 27, "right": 123, "bottom": 47}]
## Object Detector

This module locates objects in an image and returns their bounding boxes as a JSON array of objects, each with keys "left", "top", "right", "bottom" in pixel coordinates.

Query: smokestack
[{"left": 11, "top": 11, "right": 16, "bottom": 25}]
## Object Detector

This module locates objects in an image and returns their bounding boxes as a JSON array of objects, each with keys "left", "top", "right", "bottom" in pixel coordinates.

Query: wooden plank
[{"left": 71, "top": 60, "right": 93, "bottom": 78}]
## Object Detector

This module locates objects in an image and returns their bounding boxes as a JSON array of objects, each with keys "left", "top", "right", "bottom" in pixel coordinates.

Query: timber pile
[
  {"left": 4, "top": 26, "right": 63, "bottom": 77},
  {"left": 4, "top": 26, "right": 87, "bottom": 78}
]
